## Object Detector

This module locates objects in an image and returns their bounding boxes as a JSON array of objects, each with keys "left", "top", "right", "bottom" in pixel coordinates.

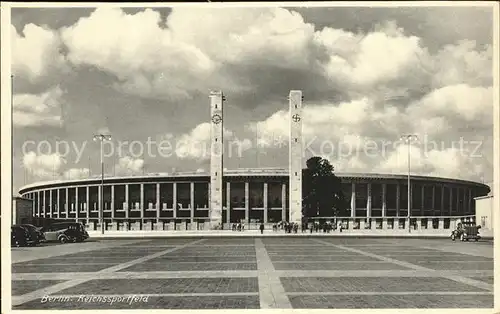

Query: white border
[{"left": 1, "top": 2, "right": 499, "bottom": 314}]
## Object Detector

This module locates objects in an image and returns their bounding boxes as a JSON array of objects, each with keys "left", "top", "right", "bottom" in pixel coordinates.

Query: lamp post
[
  {"left": 400, "top": 134, "right": 418, "bottom": 232},
  {"left": 93, "top": 134, "right": 112, "bottom": 234}
]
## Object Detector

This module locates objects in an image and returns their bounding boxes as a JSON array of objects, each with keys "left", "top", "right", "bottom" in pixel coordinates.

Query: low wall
[
  {"left": 82, "top": 216, "right": 477, "bottom": 233},
  {"left": 86, "top": 229, "right": 493, "bottom": 239}
]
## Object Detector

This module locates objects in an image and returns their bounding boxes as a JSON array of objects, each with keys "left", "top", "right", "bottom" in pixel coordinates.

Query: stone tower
[
  {"left": 289, "top": 90, "right": 303, "bottom": 223},
  {"left": 209, "top": 91, "right": 224, "bottom": 227}
]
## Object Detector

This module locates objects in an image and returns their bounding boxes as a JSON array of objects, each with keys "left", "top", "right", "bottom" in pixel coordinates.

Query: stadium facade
[{"left": 18, "top": 169, "right": 490, "bottom": 231}]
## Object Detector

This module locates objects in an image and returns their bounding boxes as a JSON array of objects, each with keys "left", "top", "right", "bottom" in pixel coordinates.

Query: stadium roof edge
[{"left": 18, "top": 169, "right": 489, "bottom": 193}]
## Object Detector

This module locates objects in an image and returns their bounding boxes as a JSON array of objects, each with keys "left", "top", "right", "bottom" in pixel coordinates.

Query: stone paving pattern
[{"left": 10, "top": 237, "right": 493, "bottom": 309}]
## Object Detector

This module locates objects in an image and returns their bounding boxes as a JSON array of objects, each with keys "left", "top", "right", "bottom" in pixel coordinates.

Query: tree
[{"left": 302, "top": 156, "right": 349, "bottom": 219}]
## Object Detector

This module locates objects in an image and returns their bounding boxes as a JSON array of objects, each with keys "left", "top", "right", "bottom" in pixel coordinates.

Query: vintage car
[
  {"left": 42, "top": 222, "right": 89, "bottom": 243},
  {"left": 451, "top": 223, "right": 481, "bottom": 241},
  {"left": 11, "top": 225, "right": 36, "bottom": 247}
]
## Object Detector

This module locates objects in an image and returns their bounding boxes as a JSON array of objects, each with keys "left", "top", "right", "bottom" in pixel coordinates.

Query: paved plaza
[{"left": 11, "top": 237, "right": 493, "bottom": 309}]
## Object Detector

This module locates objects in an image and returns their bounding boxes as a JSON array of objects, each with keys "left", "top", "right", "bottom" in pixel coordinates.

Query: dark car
[
  {"left": 19, "top": 224, "right": 46, "bottom": 244},
  {"left": 13, "top": 224, "right": 40, "bottom": 246},
  {"left": 43, "top": 222, "right": 89, "bottom": 243},
  {"left": 11, "top": 225, "right": 35, "bottom": 247}
]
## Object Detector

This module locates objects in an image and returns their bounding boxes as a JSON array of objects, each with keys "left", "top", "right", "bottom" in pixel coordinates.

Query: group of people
[
  {"left": 272, "top": 221, "right": 300, "bottom": 233},
  {"left": 230, "top": 220, "right": 344, "bottom": 234},
  {"left": 270, "top": 221, "right": 343, "bottom": 233},
  {"left": 231, "top": 222, "right": 245, "bottom": 231},
  {"left": 309, "top": 221, "right": 340, "bottom": 233}
]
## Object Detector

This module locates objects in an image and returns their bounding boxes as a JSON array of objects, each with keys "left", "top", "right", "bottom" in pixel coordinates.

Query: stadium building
[{"left": 18, "top": 169, "right": 490, "bottom": 231}]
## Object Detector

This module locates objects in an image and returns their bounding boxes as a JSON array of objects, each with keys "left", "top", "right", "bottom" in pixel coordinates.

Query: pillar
[
  {"left": 49, "top": 189, "right": 53, "bottom": 217},
  {"left": 440, "top": 185, "right": 445, "bottom": 217},
  {"left": 75, "top": 187, "right": 79, "bottom": 221},
  {"left": 382, "top": 183, "right": 387, "bottom": 217},
  {"left": 98, "top": 185, "right": 102, "bottom": 224},
  {"left": 245, "top": 181, "right": 250, "bottom": 223},
  {"left": 56, "top": 189, "right": 61, "bottom": 216},
  {"left": 449, "top": 186, "right": 453, "bottom": 216},
  {"left": 438, "top": 218, "right": 444, "bottom": 229},
  {"left": 468, "top": 188, "right": 472, "bottom": 215},
  {"left": 156, "top": 183, "right": 160, "bottom": 223},
  {"left": 38, "top": 191, "right": 41, "bottom": 217},
  {"left": 209, "top": 90, "right": 224, "bottom": 227},
  {"left": 111, "top": 185, "right": 115, "bottom": 220},
  {"left": 431, "top": 185, "right": 436, "bottom": 215},
  {"left": 65, "top": 187, "right": 69, "bottom": 215},
  {"left": 190, "top": 182, "right": 195, "bottom": 223},
  {"left": 396, "top": 183, "right": 400, "bottom": 217},
  {"left": 226, "top": 181, "right": 231, "bottom": 224},
  {"left": 173, "top": 182, "right": 177, "bottom": 219},
  {"left": 281, "top": 183, "right": 287, "bottom": 221},
  {"left": 366, "top": 183, "right": 372, "bottom": 218},
  {"left": 263, "top": 182, "right": 268, "bottom": 223},
  {"left": 125, "top": 184, "right": 129, "bottom": 219},
  {"left": 30, "top": 193, "right": 35, "bottom": 217},
  {"left": 289, "top": 90, "right": 303, "bottom": 224},
  {"left": 86, "top": 186, "right": 90, "bottom": 220},
  {"left": 140, "top": 184, "right": 144, "bottom": 220},
  {"left": 350, "top": 183, "right": 356, "bottom": 218},
  {"left": 421, "top": 185, "right": 425, "bottom": 216}
]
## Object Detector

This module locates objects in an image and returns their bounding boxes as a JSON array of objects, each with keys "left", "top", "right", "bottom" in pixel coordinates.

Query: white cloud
[
  {"left": 114, "top": 156, "right": 144, "bottom": 175},
  {"left": 63, "top": 168, "right": 90, "bottom": 180},
  {"left": 315, "top": 21, "right": 429, "bottom": 90},
  {"left": 431, "top": 40, "right": 493, "bottom": 88},
  {"left": 376, "top": 144, "right": 486, "bottom": 180},
  {"left": 56, "top": 8, "right": 493, "bottom": 114},
  {"left": 11, "top": 24, "right": 67, "bottom": 82},
  {"left": 167, "top": 7, "right": 315, "bottom": 67},
  {"left": 407, "top": 84, "right": 492, "bottom": 124},
  {"left": 229, "top": 138, "right": 253, "bottom": 158},
  {"left": 22, "top": 153, "right": 90, "bottom": 182},
  {"left": 61, "top": 8, "right": 214, "bottom": 100},
  {"left": 13, "top": 85, "right": 64, "bottom": 127},
  {"left": 58, "top": 7, "right": 320, "bottom": 99},
  {"left": 22, "top": 151, "right": 65, "bottom": 179},
  {"left": 248, "top": 97, "right": 400, "bottom": 149},
  {"left": 175, "top": 122, "right": 233, "bottom": 160}
]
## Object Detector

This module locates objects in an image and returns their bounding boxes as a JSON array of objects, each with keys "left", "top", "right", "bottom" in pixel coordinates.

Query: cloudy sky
[{"left": 10, "top": 5, "right": 494, "bottom": 194}]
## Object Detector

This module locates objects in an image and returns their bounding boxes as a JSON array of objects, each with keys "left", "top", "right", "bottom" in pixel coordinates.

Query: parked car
[
  {"left": 451, "top": 223, "right": 481, "bottom": 242},
  {"left": 19, "top": 224, "right": 46, "bottom": 244},
  {"left": 12, "top": 224, "right": 40, "bottom": 246},
  {"left": 11, "top": 225, "right": 35, "bottom": 247},
  {"left": 42, "top": 222, "right": 89, "bottom": 243}
]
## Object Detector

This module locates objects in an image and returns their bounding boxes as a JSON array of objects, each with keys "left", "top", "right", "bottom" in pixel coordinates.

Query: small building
[
  {"left": 12, "top": 196, "right": 34, "bottom": 225},
  {"left": 475, "top": 195, "right": 493, "bottom": 230}
]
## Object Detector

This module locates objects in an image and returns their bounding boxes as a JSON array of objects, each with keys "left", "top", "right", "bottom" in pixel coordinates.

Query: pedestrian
[
  {"left": 310, "top": 223, "right": 313, "bottom": 233},
  {"left": 260, "top": 222, "right": 264, "bottom": 234},
  {"left": 242, "top": 222, "right": 245, "bottom": 231}
]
